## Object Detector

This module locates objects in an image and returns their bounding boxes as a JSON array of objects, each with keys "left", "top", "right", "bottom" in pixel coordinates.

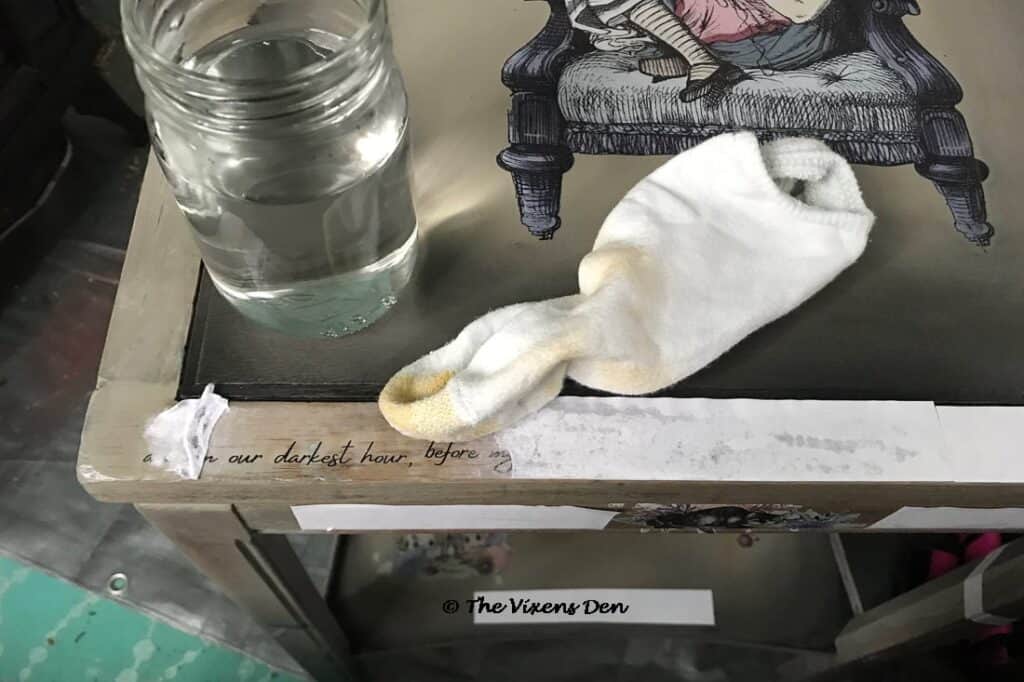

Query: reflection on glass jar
[{"left": 123, "top": 0, "right": 417, "bottom": 336}]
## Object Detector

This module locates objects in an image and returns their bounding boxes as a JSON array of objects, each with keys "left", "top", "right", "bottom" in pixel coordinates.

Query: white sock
[{"left": 380, "top": 133, "right": 875, "bottom": 441}]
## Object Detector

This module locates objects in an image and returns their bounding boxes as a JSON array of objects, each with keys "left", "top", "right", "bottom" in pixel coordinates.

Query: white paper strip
[
  {"left": 290, "top": 504, "right": 618, "bottom": 531},
  {"left": 496, "top": 397, "right": 950, "bottom": 482},
  {"left": 964, "top": 545, "right": 1015, "bottom": 626},
  {"left": 470, "top": 589, "right": 715, "bottom": 626},
  {"left": 871, "top": 507, "right": 1024, "bottom": 530},
  {"left": 936, "top": 406, "right": 1024, "bottom": 483}
]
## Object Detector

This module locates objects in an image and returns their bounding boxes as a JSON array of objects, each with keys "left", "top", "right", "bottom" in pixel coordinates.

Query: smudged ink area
[
  {"left": 773, "top": 432, "right": 919, "bottom": 462},
  {"left": 497, "top": 397, "right": 945, "bottom": 481}
]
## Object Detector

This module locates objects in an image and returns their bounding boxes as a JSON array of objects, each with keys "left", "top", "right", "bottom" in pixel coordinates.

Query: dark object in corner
[{"left": 0, "top": 0, "right": 146, "bottom": 242}]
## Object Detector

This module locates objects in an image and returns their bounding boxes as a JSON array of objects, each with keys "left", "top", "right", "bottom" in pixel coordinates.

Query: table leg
[{"left": 138, "top": 504, "right": 357, "bottom": 681}]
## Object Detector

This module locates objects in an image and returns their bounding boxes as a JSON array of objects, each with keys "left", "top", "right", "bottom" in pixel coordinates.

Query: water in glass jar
[{"left": 176, "top": 27, "right": 417, "bottom": 337}]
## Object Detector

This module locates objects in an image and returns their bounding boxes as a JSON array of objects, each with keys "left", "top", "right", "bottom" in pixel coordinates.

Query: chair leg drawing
[
  {"left": 498, "top": 129, "right": 574, "bottom": 240},
  {"left": 915, "top": 107, "right": 993, "bottom": 245},
  {"left": 498, "top": 0, "right": 576, "bottom": 239},
  {"left": 864, "top": 0, "right": 994, "bottom": 245},
  {"left": 501, "top": 0, "right": 995, "bottom": 245}
]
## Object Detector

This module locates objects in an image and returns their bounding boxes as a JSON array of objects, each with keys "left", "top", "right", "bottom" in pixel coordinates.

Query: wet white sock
[{"left": 380, "top": 133, "right": 875, "bottom": 441}]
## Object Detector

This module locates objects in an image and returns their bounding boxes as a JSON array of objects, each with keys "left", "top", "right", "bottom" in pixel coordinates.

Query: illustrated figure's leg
[{"left": 625, "top": 0, "right": 744, "bottom": 100}]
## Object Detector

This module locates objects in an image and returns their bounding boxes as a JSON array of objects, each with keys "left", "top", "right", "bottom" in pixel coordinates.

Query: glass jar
[{"left": 122, "top": 0, "right": 417, "bottom": 337}]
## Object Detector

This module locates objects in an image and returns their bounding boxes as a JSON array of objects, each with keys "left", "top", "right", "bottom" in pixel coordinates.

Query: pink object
[
  {"left": 928, "top": 549, "right": 960, "bottom": 579},
  {"left": 675, "top": 0, "right": 792, "bottom": 44},
  {"left": 965, "top": 532, "right": 1003, "bottom": 563}
]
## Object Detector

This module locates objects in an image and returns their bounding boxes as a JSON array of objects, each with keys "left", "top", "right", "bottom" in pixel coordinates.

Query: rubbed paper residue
[
  {"left": 494, "top": 397, "right": 950, "bottom": 482},
  {"left": 144, "top": 384, "right": 228, "bottom": 480}
]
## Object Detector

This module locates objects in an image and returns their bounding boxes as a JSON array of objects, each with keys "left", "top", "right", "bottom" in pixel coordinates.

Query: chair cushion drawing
[{"left": 560, "top": 51, "right": 916, "bottom": 146}]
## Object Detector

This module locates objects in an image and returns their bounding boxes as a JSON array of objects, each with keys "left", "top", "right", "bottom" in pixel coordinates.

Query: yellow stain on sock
[
  {"left": 381, "top": 370, "right": 455, "bottom": 404},
  {"left": 379, "top": 370, "right": 464, "bottom": 438}
]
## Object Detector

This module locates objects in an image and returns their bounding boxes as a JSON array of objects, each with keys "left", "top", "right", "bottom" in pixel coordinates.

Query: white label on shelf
[
  {"left": 871, "top": 507, "right": 1024, "bottom": 530},
  {"left": 469, "top": 589, "right": 715, "bottom": 626},
  {"left": 290, "top": 504, "right": 617, "bottom": 531},
  {"left": 936, "top": 405, "right": 1024, "bottom": 483}
]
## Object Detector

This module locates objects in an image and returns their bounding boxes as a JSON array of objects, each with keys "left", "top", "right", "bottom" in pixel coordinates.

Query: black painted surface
[{"left": 179, "top": 233, "right": 1024, "bottom": 405}]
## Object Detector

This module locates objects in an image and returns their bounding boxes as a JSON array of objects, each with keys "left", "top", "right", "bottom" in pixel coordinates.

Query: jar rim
[{"left": 120, "top": 0, "right": 385, "bottom": 96}]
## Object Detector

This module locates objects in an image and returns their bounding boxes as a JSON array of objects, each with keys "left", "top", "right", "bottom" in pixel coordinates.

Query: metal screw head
[{"left": 107, "top": 572, "right": 128, "bottom": 595}]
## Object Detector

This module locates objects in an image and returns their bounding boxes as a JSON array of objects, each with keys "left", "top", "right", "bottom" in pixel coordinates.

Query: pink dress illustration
[
  {"left": 672, "top": 0, "right": 791, "bottom": 43},
  {"left": 567, "top": 0, "right": 837, "bottom": 94}
]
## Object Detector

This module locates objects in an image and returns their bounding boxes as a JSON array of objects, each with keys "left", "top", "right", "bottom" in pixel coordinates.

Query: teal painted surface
[{"left": 0, "top": 555, "right": 302, "bottom": 682}]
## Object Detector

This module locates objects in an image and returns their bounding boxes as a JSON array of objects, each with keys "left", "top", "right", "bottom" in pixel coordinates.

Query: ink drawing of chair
[{"left": 497, "top": 0, "right": 993, "bottom": 244}]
